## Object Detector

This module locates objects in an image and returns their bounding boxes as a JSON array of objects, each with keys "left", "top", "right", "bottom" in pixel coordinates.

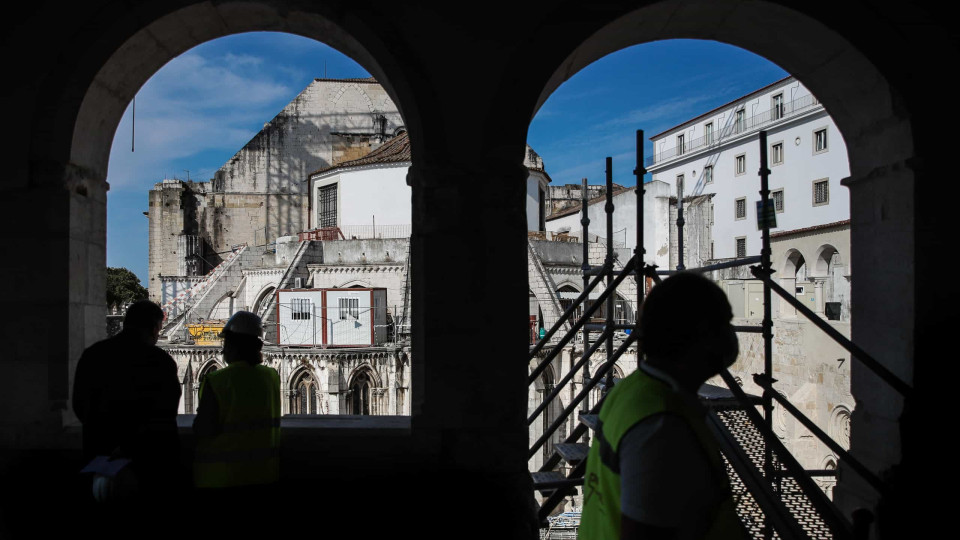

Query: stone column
[{"left": 813, "top": 277, "right": 826, "bottom": 315}]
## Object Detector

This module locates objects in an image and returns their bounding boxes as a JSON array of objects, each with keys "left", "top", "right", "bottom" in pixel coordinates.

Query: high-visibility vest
[
  {"left": 194, "top": 362, "right": 281, "bottom": 488},
  {"left": 579, "top": 368, "right": 745, "bottom": 540}
]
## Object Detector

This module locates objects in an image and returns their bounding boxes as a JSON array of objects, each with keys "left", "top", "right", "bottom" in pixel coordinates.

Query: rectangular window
[
  {"left": 677, "top": 134, "right": 685, "bottom": 155},
  {"left": 339, "top": 297, "right": 360, "bottom": 320},
  {"left": 318, "top": 183, "right": 338, "bottom": 228},
  {"left": 772, "top": 93, "right": 784, "bottom": 120},
  {"left": 814, "top": 128, "right": 828, "bottom": 153},
  {"left": 704, "top": 165, "right": 713, "bottom": 184},
  {"left": 736, "top": 237, "right": 747, "bottom": 258},
  {"left": 735, "top": 197, "right": 747, "bottom": 220},
  {"left": 813, "top": 179, "right": 830, "bottom": 206},
  {"left": 735, "top": 109, "right": 745, "bottom": 133},
  {"left": 704, "top": 122, "right": 714, "bottom": 145},
  {"left": 771, "top": 142, "right": 784, "bottom": 165},
  {"left": 772, "top": 189, "right": 784, "bottom": 213},
  {"left": 676, "top": 174, "right": 684, "bottom": 197},
  {"left": 291, "top": 298, "right": 312, "bottom": 320},
  {"left": 735, "top": 154, "right": 746, "bottom": 175}
]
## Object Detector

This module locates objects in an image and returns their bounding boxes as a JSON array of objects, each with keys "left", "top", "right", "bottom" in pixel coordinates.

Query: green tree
[{"left": 106, "top": 267, "right": 148, "bottom": 309}]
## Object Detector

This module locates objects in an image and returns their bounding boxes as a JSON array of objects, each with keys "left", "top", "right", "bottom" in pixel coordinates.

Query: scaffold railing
[{"left": 529, "top": 129, "right": 907, "bottom": 539}]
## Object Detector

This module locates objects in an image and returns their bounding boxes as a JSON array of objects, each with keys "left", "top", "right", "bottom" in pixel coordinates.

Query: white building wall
[
  {"left": 311, "top": 165, "right": 412, "bottom": 230},
  {"left": 648, "top": 77, "right": 850, "bottom": 260}
]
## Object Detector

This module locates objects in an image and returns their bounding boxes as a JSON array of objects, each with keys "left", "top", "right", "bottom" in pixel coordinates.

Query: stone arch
[
  {"left": 781, "top": 248, "right": 807, "bottom": 278},
  {"left": 531, "top": 2, "right": 912, "bottom": 183},
  {"left": 207, "top": 292, "right": 235, "bottom": 320},
  {"left": 346, "top": 364, "right": 383, "bottom": 415},
  {"left": 252, "top": 285, "right": 277, "bottom": 318},
  {"left": 813, "top": 244, "right": 841, "bottom": 278},
  {"left": 830, "top": 404, "right": 853, "bottom": 449},
  {"left": 289, "top": 365, "right": 321, "bottom": 414},
  {"left": 338, "top": 279, "right": 372, "bottom": 289},
  {"left": 63, "top": 4, "right": 420, "bottom": 183}
]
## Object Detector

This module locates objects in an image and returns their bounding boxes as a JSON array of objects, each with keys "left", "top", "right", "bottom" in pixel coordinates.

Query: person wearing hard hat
[
  {"left": 579, "top": 273, "right": 746, "bottom": 540},
  {"left": 192, "top": 311, "right": 281, "bottom": 503}
]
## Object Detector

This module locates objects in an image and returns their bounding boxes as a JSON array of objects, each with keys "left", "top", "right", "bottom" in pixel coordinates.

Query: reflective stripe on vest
[
  {"left": 578, "top": 369, "right": 745, "bottom": 540},
  {"left": 194, "top": 363, "right": 281, "bottom": 488}
]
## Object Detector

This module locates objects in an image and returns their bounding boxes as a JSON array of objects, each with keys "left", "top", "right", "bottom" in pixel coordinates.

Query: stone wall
[{"left": 166, "top": 345, "right": 410, "bottom": 416}]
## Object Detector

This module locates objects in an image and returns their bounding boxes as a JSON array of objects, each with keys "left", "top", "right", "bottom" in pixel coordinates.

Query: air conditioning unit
[{"left": 294, "top": 277, "right": 304, "bottom": 289}]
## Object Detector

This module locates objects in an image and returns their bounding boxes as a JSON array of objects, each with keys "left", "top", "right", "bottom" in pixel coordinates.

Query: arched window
[
  {"left": 350, "top": 370, "right": 373, "bottom": 416},
  {"left": 291, "top": 371, "right": 318, "bottom": 414}
]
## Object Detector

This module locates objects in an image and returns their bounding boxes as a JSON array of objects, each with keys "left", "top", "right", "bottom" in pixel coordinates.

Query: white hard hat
[{"left": 223, "top": 311, "right": 263, "bottom": 338}]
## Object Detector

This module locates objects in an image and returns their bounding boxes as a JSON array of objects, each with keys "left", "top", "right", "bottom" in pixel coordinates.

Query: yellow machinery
[{"left": 187, "top": 320, "right": 226, "bottom": 345}]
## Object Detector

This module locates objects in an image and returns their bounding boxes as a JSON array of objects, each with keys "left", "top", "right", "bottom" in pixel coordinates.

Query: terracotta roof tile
[
  {"left": 770, "top": 219, "right": 850, "bottom": 239},
  {"left": 310, "top": 132, "right": 411, "bottom": 176}
]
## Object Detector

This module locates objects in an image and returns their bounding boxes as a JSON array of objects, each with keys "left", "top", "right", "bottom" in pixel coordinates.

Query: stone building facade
[{"left": 147, "top": 78, "right": 403, "bottom": 302}]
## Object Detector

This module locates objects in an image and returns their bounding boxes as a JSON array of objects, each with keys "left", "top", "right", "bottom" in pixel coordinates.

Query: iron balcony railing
[{"left": 646, "top": 94, "right": 822, "bottom": 167}]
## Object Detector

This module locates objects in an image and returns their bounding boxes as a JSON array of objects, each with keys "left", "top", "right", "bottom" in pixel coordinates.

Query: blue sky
[{"left": 106, "top": 33, "right": 787, "bottom": 284}]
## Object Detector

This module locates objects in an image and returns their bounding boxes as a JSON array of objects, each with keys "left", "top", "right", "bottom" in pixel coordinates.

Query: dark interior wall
[{"left": 0, "top": 1, "right": 952, "bottom": 537}]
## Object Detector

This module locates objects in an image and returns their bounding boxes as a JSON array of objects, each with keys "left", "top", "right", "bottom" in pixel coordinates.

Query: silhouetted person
[
  {"left": 72, "top": 299, "right": 182, "bottom": 500},
  {"left": 193, "top": 310, "right": 280, "bottom": 516},
  {"left": 580, "top": 273, "right": 746, "bottom": 540}
]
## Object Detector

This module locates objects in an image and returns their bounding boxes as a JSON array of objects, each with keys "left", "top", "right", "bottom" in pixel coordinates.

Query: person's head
[
  {"left": 639, "top": 272, "right": 738, "bottom": 385},
  {"left": 221, "top": 311, "right": 264, "bottom": 365},
  {"left": 123, "top": 300, "right": 164, "bottom": 345}
]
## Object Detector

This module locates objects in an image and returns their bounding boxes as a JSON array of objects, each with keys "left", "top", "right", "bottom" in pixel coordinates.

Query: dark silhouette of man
[
  {"left": 72, "top": 299, "right": 182, "bottom": 499},
  {"left": 580, "top": 273, "right": 746, "bottom": 539}
]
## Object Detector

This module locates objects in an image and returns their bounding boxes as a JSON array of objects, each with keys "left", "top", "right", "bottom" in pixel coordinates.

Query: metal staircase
[{"left": 528, "top": 130, "right": 909, "bottom": 539}]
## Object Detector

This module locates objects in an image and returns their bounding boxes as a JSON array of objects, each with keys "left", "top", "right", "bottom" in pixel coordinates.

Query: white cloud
[{"left": 106, "top": 50, "right": 304, "bottom": 189}]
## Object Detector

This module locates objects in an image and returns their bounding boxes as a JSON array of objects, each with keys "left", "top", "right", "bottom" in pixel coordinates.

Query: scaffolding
[{"left": 529, "top": 129, "right": 911, "bottom": 539}]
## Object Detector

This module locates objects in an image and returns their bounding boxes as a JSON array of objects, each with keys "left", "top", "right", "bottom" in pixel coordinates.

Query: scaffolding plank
[{"left": 554, "top": 443, "right": 590, "bottom": 466}]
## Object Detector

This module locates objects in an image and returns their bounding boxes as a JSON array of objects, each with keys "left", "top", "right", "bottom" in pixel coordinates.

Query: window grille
[
  {"left": 318, "top": 184, "right": 338, "bottom": 227},
  {"left": 735, "top": 198, "right": 747, "bottom": 219},
  {"left": 814, "top": 179, "right": 829, "bottom": 205},
  {"left": 339, "top": 297, "right": 360, "bottom": 320},
  {"left": 736, "top": 237, "right": 747, "bottom": 258},
  {"left": 772, "top": 189, "right": 785, "bottom": 212},
  {"left": 291, "top": 298, "right": 312, "bottom": 320}
]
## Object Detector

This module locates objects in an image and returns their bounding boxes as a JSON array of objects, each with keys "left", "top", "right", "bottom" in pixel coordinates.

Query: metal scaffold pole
[
  {"left": 604, "top": 157, "right": 615, "bottom": 390},
  {"left": 580, "top": 177, "right": 592, "bottom": 417},
  {"left": 634, "top": 129, "right": 646, "bottom": 327},
  {"left": 757, "top": 130, "right": 777, "bottom": 539}
]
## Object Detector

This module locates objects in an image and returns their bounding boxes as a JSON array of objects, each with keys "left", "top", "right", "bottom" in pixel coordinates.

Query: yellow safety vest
[
  {"left": 194, "top": 362, "right": 281, "bottom": 488},
  {"left": 579, "top": 369, "right": 744, "bottom": 539}
]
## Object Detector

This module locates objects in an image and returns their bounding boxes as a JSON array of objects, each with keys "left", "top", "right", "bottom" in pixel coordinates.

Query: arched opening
[
  {"left": 556, "top": 284, "right": 583, "bottom": 323},
  {"left": 347, "top": 368, "right": 375, "bottom": 416},
  {"left": 529, "top": 1, "right": 917, "bottom": 520},
  {"left": 252, "top": 286, "right": 276, "bottom": 319},
  {"left": 290, "top": 368, "right": 320, "bottom": 415}
]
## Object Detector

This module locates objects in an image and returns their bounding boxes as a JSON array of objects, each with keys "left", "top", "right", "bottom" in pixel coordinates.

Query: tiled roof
[
  {"left": 770, "top": 219, "right": 850, "bottom": 239},
  {"left": 310, "top": 132, "right": 412, "bottom": 177},
  {"left": 310, "top": 132, "right": 554, "bottom": 183},
  {"left": 546, "top": 186, "right": 636, "bottom": 221}
]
